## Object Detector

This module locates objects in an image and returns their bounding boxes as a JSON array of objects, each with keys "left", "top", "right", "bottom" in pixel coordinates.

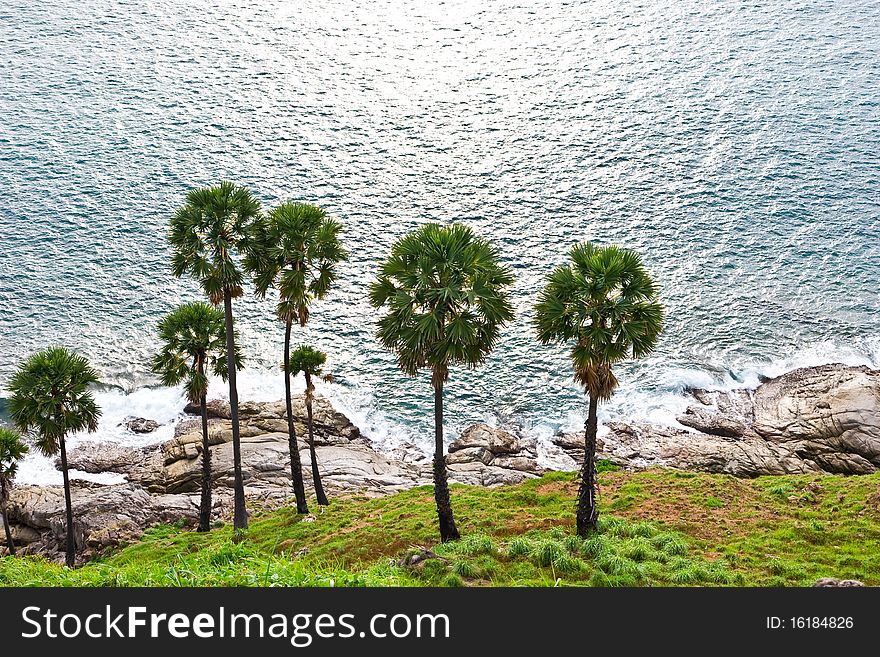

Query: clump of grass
[
  {"left": 582, "top": 533, "right": 611, "bottom": 558},
  {"left": 597, "top": 552, "right": 641, "bottom": 578},
  {"left": 453, "top": 533, "right": 496, "bottom": 556},
  {"left": 532, "top": 540, "right": 566, "bottom": 568},
  {"left": 552, "top": 553, "right": 585, "bottom": 575},
  {"left": 767, "top": 482, "right": 795, "bottom": 498},
  {"left": 546, "top": 527, "right": 567, "bottom": 541},
  {"left": 655, "top": 535, "right": 689, "bottom": 557},
  {"left": 622, "top": 537, "right": 656, "bottom": 562},
  {"left": 624, "top": 521, "right": 657, "bottom": 539},
  {"left": 808, "top": 520, "right": 825, "bottom": 532},
  {"left": 441, "top": 573, "right": 463, "bottom": 587},
  {"left": 597, "top": 515, "right": 627, "bottom": 535},
  {"left": 669, "top": 566, "right": 700, "bottom": 585},
  {"left": 507, "top": 537, "right": 533, "bottom": 558},
  {"left": 767, "top": 557, "right": 806, "bottom": 580},
  {"left": 563, "top": 535, "right": 584, "bottom": 554},
  {"left": 704, "top": 496, "right": 725, "bottom": 509},
  {"left": 453, "top": 561, "right": 477, "bottom": 579}
]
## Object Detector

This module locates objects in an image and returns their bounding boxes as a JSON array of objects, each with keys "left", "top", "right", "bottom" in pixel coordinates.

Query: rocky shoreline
[{"left": 4, "top": 363, "right": 879, "bottom": 564}]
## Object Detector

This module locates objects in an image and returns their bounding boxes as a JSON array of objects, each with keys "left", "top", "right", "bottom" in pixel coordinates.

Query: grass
[{"left": 2, "top": 469, "right": 878, "bottom": 587}]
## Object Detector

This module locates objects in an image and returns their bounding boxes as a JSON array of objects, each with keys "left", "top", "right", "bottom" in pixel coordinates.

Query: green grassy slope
[{"left": 2, "top": 467, "right": 878, "bottom": 587}]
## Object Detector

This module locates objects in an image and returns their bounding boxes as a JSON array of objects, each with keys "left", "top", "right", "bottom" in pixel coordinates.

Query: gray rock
[
  {"left": 449, "top": 424, "right": 520, "bottom": 455},
  {"left": 59, "top": 442, "right": 146, "bottom": 474},
  {"left": 553, "top": 432, "right": 584, "bottom": 451},
  {"left": 446, "top": 446, "right": 494, "bottom": 466},
  {"left": 7, "top": 482, "right": 201, "bottom": 564},
  {"left": 751, "top": 365, "right": 880, "bottom": 466},
  {"left": 676, "top": 406, "right": 747, "bottom": 438},
  {"left": 601, "top": 422, "right": 819, "bottom": 476},
  {"left": 183, "top": 399, "right": 231, "bottom": 419},
  {"left": 123, "top": 417, "right": 160, "bottom": 433},
  {"left": 598, "top": 364, "right": 880, "bottom": 476},
  {"left": 813, "top": 578, "right": 865, "bottom": 587},
  {"left": 490, "top": 454, "right": 546, "bottom": 474}
]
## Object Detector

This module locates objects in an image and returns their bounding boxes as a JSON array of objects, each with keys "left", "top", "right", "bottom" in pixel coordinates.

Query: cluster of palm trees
[{"left": 0, "top": 180, "right": 664, "bottom": 568}]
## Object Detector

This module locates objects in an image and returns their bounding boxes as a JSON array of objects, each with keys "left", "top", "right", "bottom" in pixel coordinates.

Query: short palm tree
[
  {"left": 0, "top": 427, "right": 29, "bottom": 556},
  {"left": 152, "top": 302, "right": 242, "bottom": 532},
  {"left": 7, "top": 347, "right": 101, "bottom": 566},
  {"left": 289, "top": 345, "right": 330, "bottom": 506},
  {"left": 534, "top": 243, "right": 663, "bottom": 537},
  {"left": 245, "top": 202, "right": 346, "bottom": 514},
  {"left": 369, "top": 223, "right": 515, "bottom": 542},
  {"left": 169, "top": 181, "right": 260, "bottom": 530}
]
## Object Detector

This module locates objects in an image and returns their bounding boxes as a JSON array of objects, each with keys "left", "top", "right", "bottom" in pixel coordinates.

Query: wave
[{"left": 6, "top": 335, "right": 879, "bottom": 485}]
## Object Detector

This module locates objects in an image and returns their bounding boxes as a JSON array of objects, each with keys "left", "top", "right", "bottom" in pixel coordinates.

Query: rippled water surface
[{"left": 1, "top": 0, "right": 878, "bottom": 482}]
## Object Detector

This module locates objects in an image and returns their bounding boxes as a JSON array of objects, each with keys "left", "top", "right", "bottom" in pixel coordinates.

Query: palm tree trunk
[
  {"left": 576, "top": 395, "right": 600, "bottom": 537},
  {"left": 284, "top": 320, "right": 309, "bottom": 514},
  {"left": 1, "top": 479, "right": 15, "bottom": 556},
  {"left": 197, "top": 380, "right": 212, "bottom": 532},
  {"left": 58, "top": 436, "right": 76, "bottom": 567},
  {"left": 433, "top": 379, "right": 459, "bottom": 542},
  {"left": 223, "top": 289, "right": 248, "bottom": 531},
  {"left": 304, "top": 372, "right": 328, "bottom": 506}
]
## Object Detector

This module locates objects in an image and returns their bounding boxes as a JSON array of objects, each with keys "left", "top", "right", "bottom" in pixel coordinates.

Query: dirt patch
[{"left": 594, "top": 471, "right": 782, "bottom": 542}]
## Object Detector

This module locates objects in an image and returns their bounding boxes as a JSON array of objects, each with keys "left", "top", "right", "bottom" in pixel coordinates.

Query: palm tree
[
  {"left": 169, "top": 181, "right": 260, "bottom": 530},
  {"left": 244, "top": 202, "right": 346, "bottom": 514},
  {"left": 289, "top": 345, "right": 330, "bottom": 506},
  {"left": 369, "top": 223, "right": 514, "bottom": 542},
  {"left": 152, "top": 302, "right": 243, "bottom": 532},
  {"left": 533, "top": 243, "right": 663, "bottom": 537},
  {"left": 7, "top": 347, "right": 101, "bottom": 566},
  {"left": 0, "top": 427, "right": 29, "bottom": 556}
]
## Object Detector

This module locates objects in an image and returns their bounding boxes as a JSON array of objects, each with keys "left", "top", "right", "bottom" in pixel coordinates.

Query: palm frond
[
  {"left": 533, "top": 242, "right": 664, "bottom": 398},
  {"left": 7, "top": 347, "right": 102, "bottom": 456},
  {"left": 369, "top": 223, "right": 515, "bottom": 382}
]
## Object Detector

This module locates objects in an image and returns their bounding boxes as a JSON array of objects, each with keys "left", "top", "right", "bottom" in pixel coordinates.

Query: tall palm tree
[
  {"left": 244, "top": 202, "right": 346, "bottom": 514},
  {"left": 169, "top": 181, "right": 260, "bottom": 530},
  {"left": 534, "top": 243, "right": 664, "bottom": 537},
  {"left": 152, "top": 302, "right": 243, "bottom": 532},
  {"left": 369, "top": 223, "right": 515, "bottom": 542},
  {"left": 7, "top": 347, "right": 101, "bottom": 566},
  {"left": 289, "top": 345, "right": 330, "bottom": 506},
  {"left": 0, "top": 427, "right": 29, "bottom": 556}
]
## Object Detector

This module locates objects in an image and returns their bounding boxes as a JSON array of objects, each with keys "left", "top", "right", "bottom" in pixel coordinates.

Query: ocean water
[{"left": 1, "top": 0, "right": 878, "bottom": 484}]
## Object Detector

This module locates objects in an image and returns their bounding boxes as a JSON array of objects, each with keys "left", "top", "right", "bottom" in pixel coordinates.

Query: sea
[{"left": 1, "top": 0, "right": 878, "bottom": 484}]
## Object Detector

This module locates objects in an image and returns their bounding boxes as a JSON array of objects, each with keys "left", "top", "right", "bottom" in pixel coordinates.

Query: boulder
[
  {"left": 185, "top": 394, "right": 361, "bottom": 444},
  {"left": 676, "top": 406, "right": 747, "bottom": 438},
  {"left": 813, "top": 578, "right": 865, "bottom": 587},
  {"left": 751, "top": 365, "right": 880, "bottom": 465},
  {"left": 123, "top": 417, "right": 160, "bottom": 433},
  {"left": 6, "top": 482, "right": 200, "bottom": 563},
  {"left": 552, "top": 432, "right": 584, "bottom": 451},
  {"left": 59, "top": 442, "right": 145, "bottom": 474},
  {"left": 449, "top": 424, "right": 520, "bottom": 455},
  {"left": 446, "top": 446, "right": 494, "bottom": 466},
  {"left": 490, "top": 454, "right": 546, "bottom": 475},
  {"left": 183, "top": 399, "right": 231, "bottom": 419},
  {"left": 601, "top": 422, "right": 819, "bottom": 476},
  {"left": 595, "top": 364, "right": 880, "bottom": 476}
]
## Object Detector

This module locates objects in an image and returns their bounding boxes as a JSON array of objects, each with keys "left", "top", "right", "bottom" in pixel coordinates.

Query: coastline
[
  {"left": 4, "top": 361, "right": 879, "bottom": 563},
  {"left": 6, "top": 335, "right": 880, "bottom": 487}
]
